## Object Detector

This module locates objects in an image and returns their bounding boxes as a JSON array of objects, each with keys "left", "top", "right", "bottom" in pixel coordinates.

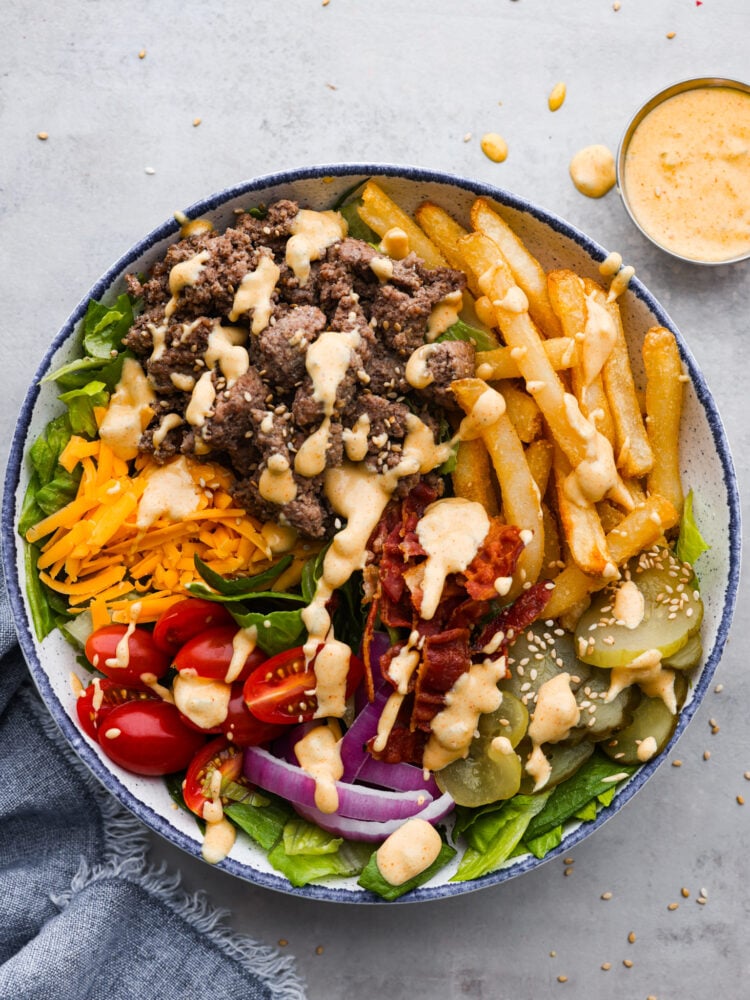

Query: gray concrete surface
[{"left": 2, "top": 1, "right": 748, "bottom": 997}]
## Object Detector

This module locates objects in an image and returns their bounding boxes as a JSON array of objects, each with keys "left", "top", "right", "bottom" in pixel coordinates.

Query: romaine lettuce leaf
[
  {"left": 358, "top": 840, "right": 456, "bottom": 900},
  {"left": 676, "top": 489, "right": 710, "bottom": 568},
  {"left": 436, "top": 319, "right": 498, "bottom": 353},
  {"left": 268, "top": 836, "right": 371, "bottom": 887},
  {"left": 452, "top": 793, "right": 550, "bottom": 881}
]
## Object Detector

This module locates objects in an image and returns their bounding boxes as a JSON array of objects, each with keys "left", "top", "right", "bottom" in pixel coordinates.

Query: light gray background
[{"left": 2, "top": 2, "right": 748, "bottom": 997}]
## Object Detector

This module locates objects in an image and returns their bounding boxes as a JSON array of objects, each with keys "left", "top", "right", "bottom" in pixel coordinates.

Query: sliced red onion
[
  {"left": 243, "top": 746, "right": 434, "bottom": 823},
  {"left": 294, "top": 791, "right": 455, "bottom": 843},
  {"left": 340, "top": 690, "right": 389, "bottom": 782},
  {"left": 355, "top": 755, "right": 439, "bottom": 797}
]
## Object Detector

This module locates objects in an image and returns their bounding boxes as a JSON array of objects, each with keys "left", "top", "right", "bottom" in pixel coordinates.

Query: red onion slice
[
  {"left": 243, "top": 746, "right": 434, "bottom": 823},
  {"left": 294, "top": 791, "right": 455, "bottom": 842}
]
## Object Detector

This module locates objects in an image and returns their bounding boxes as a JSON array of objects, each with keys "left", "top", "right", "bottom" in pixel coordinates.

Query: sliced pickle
[
  {"left": 662, "top": 632, "right": 703, "bottom": 671},
  {"left": 570, "top": 666, "right": 640, "bottom": 743},
  {"left": 500, "top": 628, "right": 586, "bottom": 708},
  {"left": 517, "top": 737, "right": 595, "bottom": 795},
  {"left": 574, "top": 548, "right": 703, "bottom": 669},
  {"left": 435, "top": 699, "right": 527, "bottom": 807},
  {"left": 601, "top": 696, "right": 678, "bottom": 766}
]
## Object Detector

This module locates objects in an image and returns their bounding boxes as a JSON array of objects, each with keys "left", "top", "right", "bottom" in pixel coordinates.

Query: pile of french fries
[{"left": 356, "top": 181, "right": 687, "bottom": 626}]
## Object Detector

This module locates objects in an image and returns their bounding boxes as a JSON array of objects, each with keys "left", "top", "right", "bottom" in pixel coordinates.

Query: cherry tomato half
[
  {"left": 85, "top": 625, "right": 171, "bottom": 690},
  {"left": 174, "top": 625, "right": 266, "bottom": 683},
  {"left": 152, "top": 598, "right": 234, "bottom": 654},
  {"left": 96, "top": 700, "right": 207, "bottom": 776},
  {"left": 220, "top": 682, "right": 286, "bottom": 746},
  {"left": 183, "top": 736, "right": 246, "bottom": 818},
  {"left": 76, "top": 678, "right": 158, "bottom": 741},
  {"left": 243, "top": 646, "right": 364, "bottom": 725}
]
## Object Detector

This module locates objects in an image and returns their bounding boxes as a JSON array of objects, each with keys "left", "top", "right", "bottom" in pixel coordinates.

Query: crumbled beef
[
  {"left": 123, "top": 199, "right": 468, "bottom": 539},
  {"left": 256, "top": 306, "right": 327, "bottom": 391},
  {"left": 421, "top": 340, "right": 476, "bottom": 409}
]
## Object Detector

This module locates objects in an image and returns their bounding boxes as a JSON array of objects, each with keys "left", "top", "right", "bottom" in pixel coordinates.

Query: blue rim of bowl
[{"left": 2, "top": 162, "right": 742, "bottom": 903}]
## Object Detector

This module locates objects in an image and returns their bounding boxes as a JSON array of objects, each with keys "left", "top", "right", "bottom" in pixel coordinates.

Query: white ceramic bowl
[{"left": 2, "top": 164, "right": 741, "bottom": 903}]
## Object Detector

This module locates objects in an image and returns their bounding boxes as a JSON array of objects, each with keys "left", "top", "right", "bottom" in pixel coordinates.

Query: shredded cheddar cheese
[{"left": 26, "top": 434, "right": 274, "bottom": 624}]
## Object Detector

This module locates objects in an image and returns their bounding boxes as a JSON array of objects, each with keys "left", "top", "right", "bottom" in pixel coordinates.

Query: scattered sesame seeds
[
  {"left": 564, "top": 857, "right": 574, "bottom": 865},
  {"left": 601, "top": 962, "right": 611, "bottom": 971},
  {"left": 681, "top": 887, "right": 690, "bottom": 898},
  {"left": 601, "top": 891, "right": 613, "bottom": 900},
  {"left": 278, "top": 939, "right": 288, "bottom": 947},
  {"left": 36, "top": 131, "right": 49, "bottom": 140},
  {"left": 627, "top": 931, "right": 636, "bottom": 944},
  {"left": 549, "top": 951, "right": 557, "bottom": 958},
  {"left": 737, "top": 795, "right": 745, "bottom": 805},
  {"left": 623, "top": 959, "right": 634, "bottom": 968},
  {"left": 744, "top": 772, "right": 750, "bottom": 781},
  {"left": 666, "top": 31, "right": 676, "bottom": 39},
  {"left": 138, "top": 49, "right": 146, "bottom": 59},
  {"left": 613, "top": 1, "right": 621, "bottom": 9},
  {"left": 145, "top": 166, "right": 156, "bottom": 175},
  {"left": 667, "top": 902, "right": 679, "bottom": 911},
  {"left": 193, "top": 117, "right": 202, "bottom": 127},
  {"left": 463, "top": 132, "right": 472, "bottom": 142},
  {"left": 703, "top": 750, "right": 711, "bottom": 761},
  {"left": 672, "top": 759, "right": 682, "bottom": 768},
  {"left": 315, "top": 945, "right": 325, "bottom": 955},
  {"left": 714, "top": 683, "right": 724, "bottom": 693},
  {"left": 564, "top": 867, "right": 574, "bottom": 877},
  {"left": 557, "top": 975, "right": 568, "bottom": 983}
]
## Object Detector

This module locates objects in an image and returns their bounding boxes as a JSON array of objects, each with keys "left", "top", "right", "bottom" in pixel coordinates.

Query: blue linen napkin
[{"left": 0, "top": 562, "right": 306, "bottom": 1000}]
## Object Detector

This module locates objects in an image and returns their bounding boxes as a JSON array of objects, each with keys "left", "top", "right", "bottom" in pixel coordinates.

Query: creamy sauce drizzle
[
  {"left": 173, "top": 673, "right": 231, "bottom": 729},
  {"left": 259, "top": 453, "right": 297, "bottom": 505},
  {"left": 342, "top": 413, "right": 370, "bottom": 461},
  {"left": 376, "top": 818, "right": 442, "bottom": 886},
  {"left": 605, "top": 649, "right": 677, "bottom": 714},
  {"left": 569, "top": 145, "right": 616, "bottom": 198},
  {"left": 185, "top": 370, "right": 216, "bottom": 427},
  {"left": 416, "top": 499, "right": 490, "bottom": 620},
  {"left": 525, "top": 673, "right": 581, "bottom": 791},
  {"left": 229, "top": 255, "right": 280, "bottom": 330},
  {"left": 99, "top": 358, "right": 156, "bottom": 460},
  {"left": 286, "top": 209, "right": 347, "bottom": 285},
  {"left": 227, "top": 626, "right": 258, "bottom": 684},
  {"left": 426, "top": 290, "right": 463, "bottom": 341},
  {"left": 165, "top": 250, "right": 211, "bottom": 317},
  {"left": 136, "top": 456, "right": 202, "bottom": 529},
  {"left": 294, "top": 721, "right": 343, "bottom": 813},
  {"left": 205, "top": 323, "right": 249, "bottom": 385}
]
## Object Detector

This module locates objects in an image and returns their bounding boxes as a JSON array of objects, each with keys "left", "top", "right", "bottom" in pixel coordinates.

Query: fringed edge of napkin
[{"left": 23, "top": 685, "right": 307, "bottom": 1000}]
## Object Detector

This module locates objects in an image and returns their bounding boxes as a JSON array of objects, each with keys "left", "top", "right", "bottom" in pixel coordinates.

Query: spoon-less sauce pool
[{"left": 621, "top": 85, "right": 750, "bottom": 263}]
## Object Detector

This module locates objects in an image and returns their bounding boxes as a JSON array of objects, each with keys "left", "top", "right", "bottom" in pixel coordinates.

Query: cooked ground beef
[{"left": 123, "top": 199, "right": 471, "bottom": 538}]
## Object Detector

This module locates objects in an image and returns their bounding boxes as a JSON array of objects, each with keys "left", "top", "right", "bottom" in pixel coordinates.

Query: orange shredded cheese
[{"left": 26, "top": 436, "right": 273, "bottom": 624}]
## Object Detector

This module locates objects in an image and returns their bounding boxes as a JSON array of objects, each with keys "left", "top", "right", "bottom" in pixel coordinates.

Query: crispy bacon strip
[
  {"left": 472, "top": 580, "right": 552, "bottom": 653},
  {"left": 411, "top": 627, "right": 471, "bottom": 732},
  {"left": 463, "top": 519, "right": 524, "bottom": 601}
]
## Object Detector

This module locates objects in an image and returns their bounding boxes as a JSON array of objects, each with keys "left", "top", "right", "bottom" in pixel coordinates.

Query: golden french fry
[
  {"left": 452, "top": 378, "right": 545, "bottom": 594},
  {"left": 540, "top": 493, "right": 678, "bottom": 619},
  {"left": 496, "top": 380, "right": 542, "bottom": 443},
  {"left": 552, "top": 447, "right": 615, "bottom": 577},
  {"left": 415, "top": 201, "right": 482, "bottom": 296},
  {"left": 357, "top": 181, "right": 447, "bottom": 268},
  {"left": 452, "top": 438, "right": 500, "bottom": 516},
  {"left": 525, "top": 438, "right": 554, "bottom": 499},
  {"left": 475, "top": 337, "right": 576, "bottom": 381},
  {"left": 460, "top": 232, "right": 632, "bottom": 512},
  {"left": 596, "top": 499, "right": 626, "bottom": 534},
  {"left": 547, "top": 269, "right": 615, "bottom": 444},
  {"left": 643, "top": 326, "right": 685, "bottom": 518},
  {"left": 584, "top": 279, "right": 654, "bottom": 478},
  {"left": 471, "top": 197, "right": 563, "bottom": 338}
]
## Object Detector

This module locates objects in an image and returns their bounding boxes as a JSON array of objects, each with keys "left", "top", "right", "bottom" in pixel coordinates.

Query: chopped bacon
[
  {"left": 367, "top": 720, "right": 428, "bottom": 767},
  {"left": 463, "top": 520, "right": 525, "bottom": 601},
  {"left": 472, "top": 580, "right": 552, "bottom": 654},
  {"left": 362, "top": 596, "right": 381, "bottom": 702},
  {"left": 411, "top": 627, "right": 471, "bottom": 731}
]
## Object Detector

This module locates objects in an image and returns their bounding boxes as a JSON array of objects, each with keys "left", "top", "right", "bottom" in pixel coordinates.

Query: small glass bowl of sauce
[{"left": 617, "top": 78, "right": 750, "bottom": 265}]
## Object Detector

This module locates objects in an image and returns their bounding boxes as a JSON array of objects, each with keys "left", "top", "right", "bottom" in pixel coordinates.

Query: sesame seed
[
  {"left": 667, "top": 902, "right": 679, "bottom": 911},
  {"left": 744, "top": 772, "right": 750, "bottom": 781},
  {"left": 564, "top": 867, "right": 574, "bottom": 877},
  {"left": 714, "top": 683, "right": 724, "bottom": 693},
  {"left": 564, "top": 857, "right": 574, "bottom": 865},
  {"left": 666, "top": 30, "right": 676, "bottom": 39},
  {"left": 315, "top": 945, "right": 324, "bottom": 955},
  {"left": 623, "top": 959, "right": 633, "bottom": 968},
  {"left": 627, "top": 931, "right": 636, "bottom": 943},
  {"left": 278, "top": 939, "right": 288, "bottom": 947},
  {"left": 138, "top": 49, "right": 146, "bottom": 58},
  {"left": 703, "top": 750, "right": 711, "bottom": 761},
  {"left": 37, "top": 131, "right": 49, "bottom": 140},
  {"left": 737, "top": 795, "right": 745, "bottom": 805},
  {"left": 145, "top": 166, "right": 156, "bottom": 175},
  {"left": 601, "top": 891, "right": 613, "bottom": 900},
  {"left": 550, "top": 951, "right": 557, "bottom": 957},
  {"left": 672, "top": 759, "right": 682, "bottom": 768},
  {"left": 193, "top": 117, "right": 202, "bottom": 127},
  {"left": 557, "top": 975, "right": 568, "bottom": 983},
  {"left": 601, "top": 962, "right": 611, "bottom": 971},
  {"left": 681, "top": 887, "right": 690, "bottom": 898}
]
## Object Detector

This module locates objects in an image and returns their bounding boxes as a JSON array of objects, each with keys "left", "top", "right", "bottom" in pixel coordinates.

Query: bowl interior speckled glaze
[{"left": 2, "top": 164, "right": 741, "bottom": 903}]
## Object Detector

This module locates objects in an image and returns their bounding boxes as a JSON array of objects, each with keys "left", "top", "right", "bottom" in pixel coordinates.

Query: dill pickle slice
[
  {"left": 574, "top": 548, "right": 703, "bottom": 669},
  {"left": 517, "top": 737, "right": 595, "bottom": 795},
  {"left": 601, "top": 696, "right": 678, "bottom": 766},
  {"left": 570, "top": 666, "right": 640, "bottom": 743},
  {"left": 662, "top": 632, "right": 703, "bottom": 670},
  {"left": 435, "top": 699, "right": 528, "bottom": 807},
  {"left": 500, "top": 628, "right": 586, "bottom": 709}
]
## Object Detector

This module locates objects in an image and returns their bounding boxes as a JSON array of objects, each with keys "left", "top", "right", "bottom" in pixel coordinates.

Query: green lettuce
[
  {"left": 358, "top": 840, "right": 456, "bottom": 900},
  {"left": 436, "top": 319, "right": 499, "bottom": 353},
  {"left": 452, "top": 793, "right": 550, "bottom": 881},
  {"left": 676, "top": 489, "right": 710, "bottom": 568}
]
